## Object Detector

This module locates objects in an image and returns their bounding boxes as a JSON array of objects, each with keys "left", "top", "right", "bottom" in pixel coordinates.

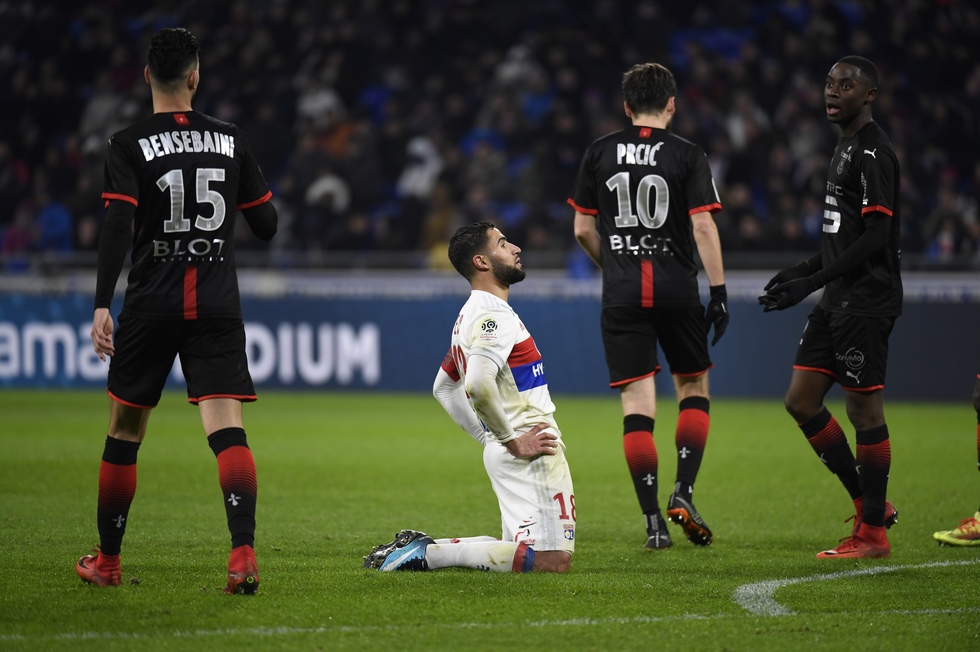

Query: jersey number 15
[{"left": 158, "top": 168, "right": 227, "bottom": 233}]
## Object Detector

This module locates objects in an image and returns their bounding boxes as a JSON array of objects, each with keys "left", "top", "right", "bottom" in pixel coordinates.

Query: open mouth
[{"left": 826, "top": 104, "right": 840, "bottom": 117}]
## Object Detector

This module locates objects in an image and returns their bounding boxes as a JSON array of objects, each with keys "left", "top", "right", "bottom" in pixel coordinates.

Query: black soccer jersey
[
  {"left": 101, "top": 111, "right": 272, "bottom": 319},
  {"left": 568, "top": 126, "right": 722, "bottom": 308},
  {"left": 818, "top": 121, "right": 902, "bottom": 317}
]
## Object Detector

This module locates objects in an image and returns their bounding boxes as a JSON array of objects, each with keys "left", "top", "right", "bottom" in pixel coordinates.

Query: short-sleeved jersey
[
  {"left": 441, "top": 291, "right": 558, "bottom": 435},
  {"left": 102, "top": 110, "right": 272, "bottom": 319},
  {"left": 567, "top": 125, "right": 722, "bottom": 308},
  {"left": 819, "top": 121, "right": 903, "bottom": 317}
]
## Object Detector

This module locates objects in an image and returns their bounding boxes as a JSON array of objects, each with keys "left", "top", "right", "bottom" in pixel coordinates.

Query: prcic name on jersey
[{"left": 616, "top": 141, "right": 664, "bottom": 166}]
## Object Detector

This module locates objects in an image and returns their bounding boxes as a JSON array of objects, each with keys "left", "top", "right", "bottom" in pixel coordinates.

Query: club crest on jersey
[{"left": 837, "top": 145, "right": 853, "bottom": 175}]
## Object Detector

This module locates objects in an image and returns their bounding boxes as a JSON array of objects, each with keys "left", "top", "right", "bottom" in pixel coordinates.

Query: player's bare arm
[
  {"left": 691, "top": 211, "right": 724, "bottom": 287},
  {"left": 573, "top": 211, "right": 602, "bottom": 268}
]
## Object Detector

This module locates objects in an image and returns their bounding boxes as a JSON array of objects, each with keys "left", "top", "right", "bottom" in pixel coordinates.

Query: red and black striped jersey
[
  {"left": 819, "top": 121, "right": 902, "bottom": 316},
  {"left": 567, "top": 125, "right": 722, "bottom": 308},
  {"left": 101, "top": 110, "right": 272, "bottom": 319}
]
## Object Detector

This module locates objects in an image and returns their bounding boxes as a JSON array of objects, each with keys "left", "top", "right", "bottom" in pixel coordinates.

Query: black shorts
[
  {"left": 107, "top": 314, "right": 256, "bottom": 408},
  {"left": 600, "top": 305, "right": 711, "bottom": 387},
  {"left": 793, "top": 305, "right": 896, "bottom": 392}
]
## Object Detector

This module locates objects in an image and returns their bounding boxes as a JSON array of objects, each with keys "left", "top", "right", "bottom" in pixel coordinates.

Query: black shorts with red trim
[
  {"left": 793, "top": 305, "right": 896, "bottom": 392},
  {"left": 107, "top": 313, "right": 256, "bottom": 407},
  {"left": 601, "top": 305, "right": 711, "bottom": 387}
]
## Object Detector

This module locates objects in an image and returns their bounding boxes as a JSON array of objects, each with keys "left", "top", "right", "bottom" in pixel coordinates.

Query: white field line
[
  {"left": 2, "top": 604, "right": 979, "bottom": 642},
  {"left": 733, "top": 559, "right": 980, "bottom": 616}
]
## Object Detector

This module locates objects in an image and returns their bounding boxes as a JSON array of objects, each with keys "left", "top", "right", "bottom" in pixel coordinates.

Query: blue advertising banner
[
  {"left": 0, "top": 292, "right": 608, "bottom": 393},
  {"left": 1, "top": 271, "right": 978, "bottom": 399}
]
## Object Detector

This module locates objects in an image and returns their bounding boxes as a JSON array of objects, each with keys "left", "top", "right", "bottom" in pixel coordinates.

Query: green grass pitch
[{"left": 1, "top": 390, "right": 978, "bottom": 651}]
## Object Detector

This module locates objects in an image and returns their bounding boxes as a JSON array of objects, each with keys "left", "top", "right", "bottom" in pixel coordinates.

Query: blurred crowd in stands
[{"left": 2, "top": 0, "right": 980, "bottom": 271}]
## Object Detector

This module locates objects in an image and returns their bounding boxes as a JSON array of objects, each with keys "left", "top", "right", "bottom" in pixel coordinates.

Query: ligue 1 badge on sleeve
[{"left": 479, "top": 319, "right": 498, "bottom": 340}]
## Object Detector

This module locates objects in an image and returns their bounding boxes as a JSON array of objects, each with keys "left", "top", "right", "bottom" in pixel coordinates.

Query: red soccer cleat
[
  {"left": 817, "top": 524, "right": 890, "bottom": 559},
  {"left": 225, "top": 545, "right": 259, "bottom": 594},
  {"left": 76, "top": 548, "right": 122, "bottom": 586}
]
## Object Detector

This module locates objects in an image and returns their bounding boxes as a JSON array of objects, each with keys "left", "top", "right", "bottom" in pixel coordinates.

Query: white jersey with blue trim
[{"left": 447, "top": 290, "right": 558, "bottom": 436}]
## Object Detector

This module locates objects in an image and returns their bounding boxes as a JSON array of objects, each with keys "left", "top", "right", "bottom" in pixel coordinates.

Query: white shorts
[{"left": 482, "top": 428, "right": 576, "bottom": 553}]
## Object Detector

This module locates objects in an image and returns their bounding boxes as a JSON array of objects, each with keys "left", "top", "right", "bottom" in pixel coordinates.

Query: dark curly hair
[
  {"left": 448, "top": 221, "right": 496, "bottom": 280},
  {"left": 147, "top": 27, "right": 199, "bottom": 85}
]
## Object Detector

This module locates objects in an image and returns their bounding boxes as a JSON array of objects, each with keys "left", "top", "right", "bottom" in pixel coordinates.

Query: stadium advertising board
[{"left": 0, "top": 288, "right": 977, "bottom": 399}]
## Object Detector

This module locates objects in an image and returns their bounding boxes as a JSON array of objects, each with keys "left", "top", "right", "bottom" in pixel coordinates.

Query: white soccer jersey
[
  {"left": 442, "top": 290, "right": 558, "bottom": 436},
  {"left": 439, "top": 290, "right": 575, "bottom": 551}
]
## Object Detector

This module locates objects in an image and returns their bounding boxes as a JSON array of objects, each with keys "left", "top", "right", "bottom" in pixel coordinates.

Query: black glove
[
  {"left": 704, "top": 284, "right": 729, "bottom": 345},
  {"left": 763, "top": 260, "right": 811, "bottom": 292},
  {"left": 758, "top": 276, "right": 818, "bottom": 312}
]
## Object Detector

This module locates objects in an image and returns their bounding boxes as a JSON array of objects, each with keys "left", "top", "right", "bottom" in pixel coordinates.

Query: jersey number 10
[{"left": 606, "top": 171, "right": 669, "bottom": 229}]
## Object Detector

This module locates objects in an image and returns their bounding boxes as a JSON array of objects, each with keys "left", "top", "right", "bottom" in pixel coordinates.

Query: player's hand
[
  {"left": 757, "top": 293, "right": 779, "bottom": 310},
  {"left": 758, "top": 277, "right": 817, "bottom": 312},
  {"left": 91, "top": 308, "right": 115, "bottom": 361},
  {"left": 764, "top": 261, "right": 810, "bottom": 291},
  {"left": 504, "top": 423, "right": 559, "bottom": 460},
  {"left": 704, "top": 284, "right": 729, "bottom": 346}
]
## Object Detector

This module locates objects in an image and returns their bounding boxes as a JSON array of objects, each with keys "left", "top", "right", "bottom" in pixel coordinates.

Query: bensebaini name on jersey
[{"left": 137, "top": 130, "right": 236, "bottom": 162}]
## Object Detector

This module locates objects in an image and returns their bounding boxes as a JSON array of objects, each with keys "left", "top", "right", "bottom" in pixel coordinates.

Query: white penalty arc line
[{"left": 733, "top": 559, "right": 980, "bottom": 616}]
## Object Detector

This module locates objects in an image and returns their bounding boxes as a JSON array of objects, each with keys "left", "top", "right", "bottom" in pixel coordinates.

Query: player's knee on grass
[{"left": 533, "top": 550, "right": 571, "bottom": 573}]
